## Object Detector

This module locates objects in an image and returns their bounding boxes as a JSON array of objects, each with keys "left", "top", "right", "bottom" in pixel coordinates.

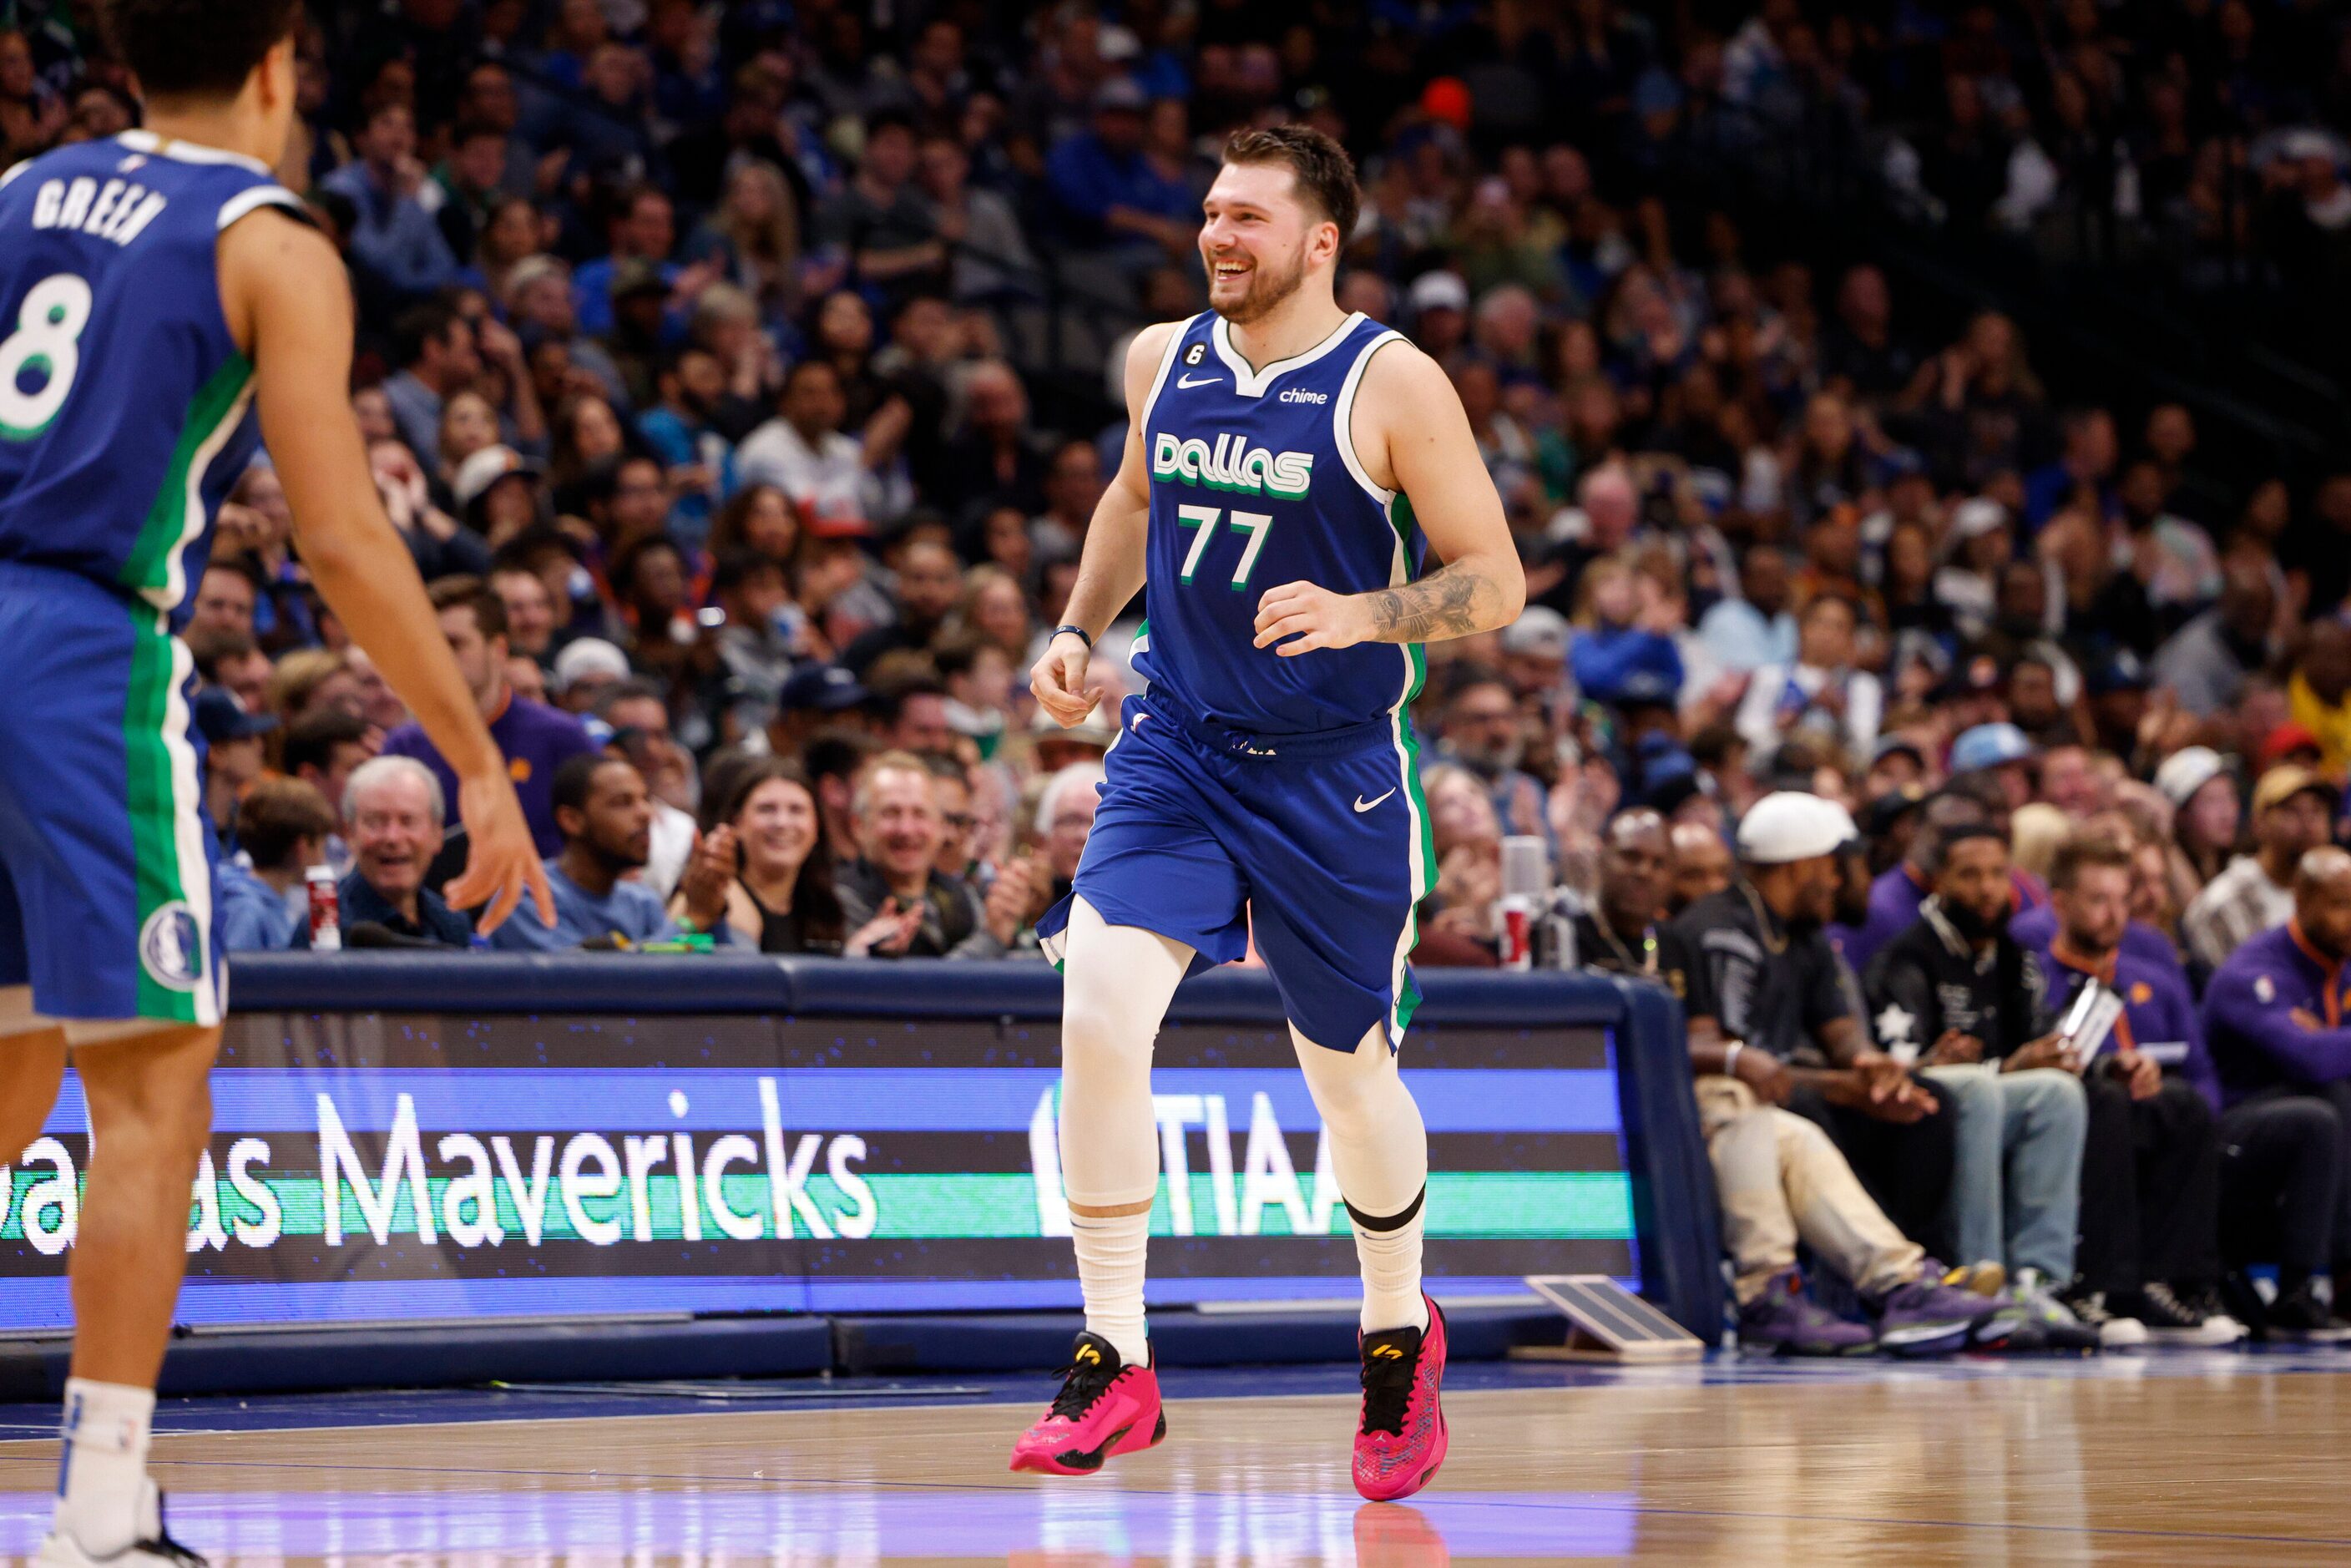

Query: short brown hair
[
  {"left": 236, "top": 777, "right": 336, "bottom": 873},
  {"left": 2047, "top": 832, "right": 2133, "bottom": 893},
  {"left": 427, "top": 574, "right": 508, "bottom": 641},
  {"left": 1221, "top": 125, "right": 1360, "bottom": 244}
]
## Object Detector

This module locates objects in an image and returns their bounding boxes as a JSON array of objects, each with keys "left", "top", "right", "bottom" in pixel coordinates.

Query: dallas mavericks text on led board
[{"left": 0, "top": 1010, "right": 1636, "bottom": 1328}]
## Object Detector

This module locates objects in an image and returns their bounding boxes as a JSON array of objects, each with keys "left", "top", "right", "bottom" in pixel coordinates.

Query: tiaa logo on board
[
  {"left": 1150, "top": 432, "right": 1313, "bottom": 498},
  {"left": 139, "top": 901, "right": 203, "bottom": 991}
]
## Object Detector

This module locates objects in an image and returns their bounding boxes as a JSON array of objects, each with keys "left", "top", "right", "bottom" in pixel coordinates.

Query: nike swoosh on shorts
[{"left": 1354, "top": 790, "right": 1396, "bottom": 812}]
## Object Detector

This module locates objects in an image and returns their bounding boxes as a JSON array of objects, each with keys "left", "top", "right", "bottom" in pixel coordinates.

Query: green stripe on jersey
[
  {"left": 118, "top": 354, "right": 252, "bottom": 604},
  {"left": 123, "top": 604, "right": 199, "bottom": 1023}
]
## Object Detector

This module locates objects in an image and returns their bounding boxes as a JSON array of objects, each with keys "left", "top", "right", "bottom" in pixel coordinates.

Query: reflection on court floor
[
  {"left": 3, "top": 1352, "right": 2351, "bottom": 1564},
  {"left": 0, "top": 1487, "right": 1610, "bottom": 1560}
]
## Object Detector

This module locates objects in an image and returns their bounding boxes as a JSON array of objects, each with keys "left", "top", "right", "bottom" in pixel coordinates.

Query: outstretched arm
[
  {"left": 1253, "top": 339, "right": 1524, "bottom": 655},
  {"left": 221, "top": 210, "right": 551, "bottom": 934}
]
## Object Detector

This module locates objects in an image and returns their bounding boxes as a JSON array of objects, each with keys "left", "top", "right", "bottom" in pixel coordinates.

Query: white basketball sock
[
  {"left": 1057, "top": 898, "right": 1195, "bottom": 1371},
  {"left": 1292, "top": 1024, "right": 1432, "bottom": 1334},
  {"left": 53, "top": 1377, "right": 154, "bottom": 1555},
  {"left": 1069, "top": 1208, "right": 1153, "bottom": 1367},
  {"left": 1348, "top": 1190, "right": 1431, "bottom": 1336}
]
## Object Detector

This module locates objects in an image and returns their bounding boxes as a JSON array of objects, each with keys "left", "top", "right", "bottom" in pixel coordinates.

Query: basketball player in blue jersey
[
  {"left": 1012, "top": 127, "right": 1524, "bottom": 1500},
  {"left": 0, "top": 4, "right": 549, "bottom": 1560}
]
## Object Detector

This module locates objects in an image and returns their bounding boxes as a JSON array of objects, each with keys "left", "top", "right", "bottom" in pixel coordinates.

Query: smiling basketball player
[{"left": 1017, "top": 125, "right": 1524, "bottom": 1501}]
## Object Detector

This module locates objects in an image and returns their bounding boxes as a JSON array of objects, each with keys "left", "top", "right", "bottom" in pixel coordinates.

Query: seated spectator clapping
[{"left": 836, "top": 750, "right": 1031, "bottom": 958}]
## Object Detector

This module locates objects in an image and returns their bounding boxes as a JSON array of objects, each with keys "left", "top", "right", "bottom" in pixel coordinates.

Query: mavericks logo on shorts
[
  {"left": 1150, "top": 432, "right": 1312, "bottom": 498},
  {"left": 139, "top": 902, "right": 204, "bottom": 992}
]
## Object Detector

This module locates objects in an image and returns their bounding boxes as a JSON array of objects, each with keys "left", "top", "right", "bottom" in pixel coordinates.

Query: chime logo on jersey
[{"left": 1150, "top": 430, "right": 1314, "bottom": 498}]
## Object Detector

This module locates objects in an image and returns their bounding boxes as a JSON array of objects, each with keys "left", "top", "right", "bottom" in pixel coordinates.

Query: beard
[
  {"left": 1450, "top": 733, "right": 1524, "bottom": 780},
  {"left": 1944, "top": 898, "right": 2006, "bottom": 942},
  {"left": 1210, "top": 245, "right": 1308, "bottom": 325}
]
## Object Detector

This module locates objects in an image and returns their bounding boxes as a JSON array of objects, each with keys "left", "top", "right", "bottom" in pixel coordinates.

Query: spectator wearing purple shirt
[
  {"left": 2010, "top": 899, "right": 2185, "bottom": 984},
  {"left": 382, "top": 578, "right": 597, "bottom": 857},
  {"left": 2201, "top": 847, "right": 2351, "bottom": 1338},
  {"left": 2035, "top": 833, "right": 2243, "bottom": 1343}
]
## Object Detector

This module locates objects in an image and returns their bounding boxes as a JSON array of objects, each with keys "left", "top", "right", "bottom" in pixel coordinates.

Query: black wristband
[{"left": 1053, "top": 624, "right": 1094, "bottom": 649}]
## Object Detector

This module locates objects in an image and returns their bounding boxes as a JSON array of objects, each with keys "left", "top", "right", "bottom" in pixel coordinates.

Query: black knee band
[{"left": 1345, "top": 1186, "right": 1425, "bottom": 1233}]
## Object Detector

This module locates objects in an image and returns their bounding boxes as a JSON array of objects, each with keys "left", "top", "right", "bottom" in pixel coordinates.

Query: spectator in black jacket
[{"left": 1863, "top": 827, "right": 2097, "bottom": 1346}]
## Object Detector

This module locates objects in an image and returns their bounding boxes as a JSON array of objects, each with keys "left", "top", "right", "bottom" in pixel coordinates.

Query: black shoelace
[
  {"left": 136, "top": 1494, "right": 209, "bottom": 1565},
  {"left": 1048, "top": 1356, "right": 1120, "bottom": 1420},
  {"left": 1358, "top": 1338, "right": 1419, "bottom": 1437}
]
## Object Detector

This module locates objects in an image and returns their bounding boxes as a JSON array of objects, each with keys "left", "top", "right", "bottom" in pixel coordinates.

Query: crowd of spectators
[{"left": 16, "top": 3, "right": 2351, "bottom": 1348}]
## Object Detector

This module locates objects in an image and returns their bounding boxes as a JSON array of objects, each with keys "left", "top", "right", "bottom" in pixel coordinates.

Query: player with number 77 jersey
[{"left": 1018, "top": 125, "right": 1522, "bottom": 1501}]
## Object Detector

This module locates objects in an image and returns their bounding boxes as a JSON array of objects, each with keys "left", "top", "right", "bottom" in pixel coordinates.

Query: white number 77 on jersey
[{"left": 1176, "top": 504, "right": 1273, "bottom": 589}]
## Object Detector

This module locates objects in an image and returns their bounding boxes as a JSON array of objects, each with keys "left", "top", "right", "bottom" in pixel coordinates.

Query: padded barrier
[{"left": 226, "top": 955, "right": 1722, "bottom": 1344}]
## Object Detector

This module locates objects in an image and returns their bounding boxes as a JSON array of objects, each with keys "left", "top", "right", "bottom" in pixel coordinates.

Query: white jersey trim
[
  {"left": 0, "top": 159, "right": 28, "bottom": 191},
  {"left": 216, "top": 185, "right": 306, "bottom": 232},
  {"left": 1211, "top": 310, "right": 1363, "bottom": 397},
  {"left": 1135, "top": 312, "right": 1201, "bottom": 430},
  {"left": 1332, "top": 329, "right": 1406, "bottom": 508},
  {"left": 116, "top": 129, "right": 272, "bottom": 176},
  {"left": 156, "top": 617, "right": 222, "bottom": 1027}
]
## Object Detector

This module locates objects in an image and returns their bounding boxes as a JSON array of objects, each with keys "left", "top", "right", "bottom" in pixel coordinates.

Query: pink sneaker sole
[{"left": 1008, "top": 1404, "right": 1167, "bottom": 1475}]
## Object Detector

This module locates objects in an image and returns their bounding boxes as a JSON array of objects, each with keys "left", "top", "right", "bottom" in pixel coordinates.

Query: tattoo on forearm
[{"left": 1363, "top": 561, "right": 1501, "bottom": 644}]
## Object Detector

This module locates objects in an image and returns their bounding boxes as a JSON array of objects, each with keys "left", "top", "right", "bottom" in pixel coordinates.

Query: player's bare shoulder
[
  {"left": 1121, "top": 318, "right": 1189, "bottom": 417},
  {"left": 1346, "top": 335, "right": 1463, "bottom": 494},
  {"left": 216, "top": 204, "right": 346, "bottom": 357}
]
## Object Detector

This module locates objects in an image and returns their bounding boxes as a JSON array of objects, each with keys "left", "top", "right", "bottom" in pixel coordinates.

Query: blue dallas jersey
[
  {"left": 0, "top": 130, "right": 304, "bottom": 626},
  {"left": 1133, "top": 310, "right": 1427, "bottom": 735}
]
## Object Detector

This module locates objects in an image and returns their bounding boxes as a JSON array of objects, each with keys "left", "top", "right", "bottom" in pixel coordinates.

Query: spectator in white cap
[
  {"left": 552, "top": 636, "right": 632, "bottom": 715},
  {"left": 1932, "top": 496, "right": 2012, "bottom": 641},
  {"left": 1406, "top": 269, "right": 1469, "bottom": 362},
  {"left": 453, "top": 443, "right": 545, "bottom": 544},
  {"left": 1669, "top": 792, "right": 1964, "bottom": 1270},
  {"left": 2156, "top": 746, "right": 2237, "bottom": 894},
  {"left": 1497, "top": 606, "right": 1570, "bottom": 706}
]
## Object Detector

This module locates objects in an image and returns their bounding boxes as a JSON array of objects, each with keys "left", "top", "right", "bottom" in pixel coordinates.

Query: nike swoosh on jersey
[
  {"left": 1354, "top": 790, "right": 1397, "bottom": 812},
  {"left": 1176, "top": 373, "right": 1221, "bottom": 388}
]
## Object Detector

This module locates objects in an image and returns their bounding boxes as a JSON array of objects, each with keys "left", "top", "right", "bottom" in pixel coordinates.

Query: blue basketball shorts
[
  {"left": 0, "top": 561, "right": 225, "bottom": 1024},
  {"left": 1037, "top": 692, "right": 1436, "bottom": 1051}
]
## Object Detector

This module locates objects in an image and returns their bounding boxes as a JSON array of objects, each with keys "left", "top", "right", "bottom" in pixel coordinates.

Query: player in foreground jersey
[
  {"left": 0, "top": 4, "right": 550, "bottom": 1560},
  {"left": 1015, "top": 126, "right": 1524, "bottom": 1500}
]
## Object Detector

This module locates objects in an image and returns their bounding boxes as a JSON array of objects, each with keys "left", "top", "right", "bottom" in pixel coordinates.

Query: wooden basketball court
[{"left": 1, "top": 1350, "right": 2346, "bottom": 1563}]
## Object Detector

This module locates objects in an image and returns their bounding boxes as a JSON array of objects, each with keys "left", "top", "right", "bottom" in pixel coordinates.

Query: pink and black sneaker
[
  {"left": 1352, "top": 1295, "right": 1449, "bottom": 1501},
  {"left": 1008, "top": 1331, "right": 1166, "bottom": 1476}
]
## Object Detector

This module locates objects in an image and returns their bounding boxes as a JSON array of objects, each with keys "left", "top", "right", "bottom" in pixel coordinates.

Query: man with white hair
[
  {"left": 304, "top": 756, "right": 475, "bottom": 947},
  {"left": 1036, "top": 761, "right": 1108, "bottom": 906},
  {"left": 1534, "top": 462, "right": 1643, "bottom": 615}
]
